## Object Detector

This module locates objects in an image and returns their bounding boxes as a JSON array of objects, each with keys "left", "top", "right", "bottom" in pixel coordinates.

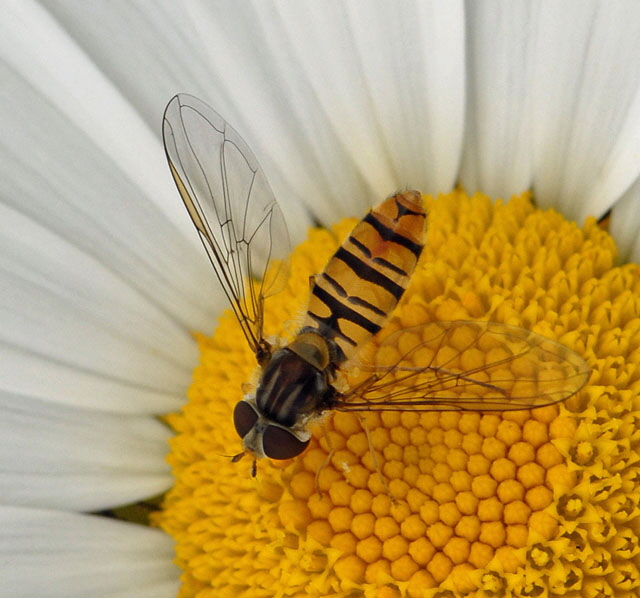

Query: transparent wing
[
  {"left": 337, "top": 321, "right": 590, "bottom": 412},
  {"left": 163, "top": 94, "right": 290, "bottom": 355}
]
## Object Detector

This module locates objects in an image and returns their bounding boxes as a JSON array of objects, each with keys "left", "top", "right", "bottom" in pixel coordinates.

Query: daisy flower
[{"left": 2, "top": 2, "right": 640, "bottom": 597}]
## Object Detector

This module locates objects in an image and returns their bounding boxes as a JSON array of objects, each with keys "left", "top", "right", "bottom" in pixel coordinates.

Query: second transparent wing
[
  {"left": 337, "top": 321, "right": 590, "bottom": 412},
  {"left": 163, "top": 94, "right": 290, "bottom": 354}
]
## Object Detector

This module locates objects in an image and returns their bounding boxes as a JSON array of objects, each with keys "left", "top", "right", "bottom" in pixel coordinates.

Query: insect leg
[
  {"left": 313, "top": 420, "right": 335, "bottom": 497},
  {"left": 358, "top": 415, "right": 396, "bottom": 505}
]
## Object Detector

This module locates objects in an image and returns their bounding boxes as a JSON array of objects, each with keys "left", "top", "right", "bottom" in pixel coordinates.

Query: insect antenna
[
  {"left": 228, "top": 451, "right": 245, "bottom": 463},
  {"left": 227, "top": 450, "right": 258, "bottom": 477}
]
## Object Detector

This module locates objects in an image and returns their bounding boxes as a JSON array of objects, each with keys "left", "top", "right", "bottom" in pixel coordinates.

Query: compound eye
[
  {"left": 262, "top": 426, "right": 310, "bottom": 460},
  {"left": 233, "top": 401, "right": 258, "bottom": 439}
]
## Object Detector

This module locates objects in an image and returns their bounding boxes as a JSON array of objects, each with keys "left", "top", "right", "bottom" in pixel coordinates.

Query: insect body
[
  {"left": 304, "top": 191, "right": 426, "bottom": 365},
  {"left": 163, "top": 94, "right": 590, "bottom": 473},
  {"left": 234, "top": 190, "right": 426, "bottom": 461}
]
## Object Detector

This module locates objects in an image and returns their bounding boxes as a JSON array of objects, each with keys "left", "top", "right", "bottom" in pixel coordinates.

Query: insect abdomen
[{"left": 303, "top": 190, "right": 427, "bottom": 363}]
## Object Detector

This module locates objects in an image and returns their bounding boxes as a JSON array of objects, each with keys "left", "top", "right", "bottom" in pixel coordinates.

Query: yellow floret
[
  {"left": 307, "top": 520, "right": 333, "bottom": 544},
  {"left": 480, "top": 521, "right": 507, "bottom": 548},
  {"left": 432, "top": 462, "right": 452, "bottom": 483},
  {"left": 330, "top": 531, "right": 357, "bottom": 554},
  {"left": 418, "top": 499, "right": 439, "bottom": 525},
  {"left": 289, "top": 471, "right": 315, "bottom": 499},
  {"left": 439, "top": 501, "right": 462, "bottom": 527},
  {"left": 432, "top": 481, "right": 456, "bottom": 503},
  {"left": 328, "top": 506, "right": 353, "bottom": 532},
  {"left": 482, "top": 436, "right": 507, "bottom": 460},
  {"left": 328, "top": 480, "right": 355, "bottom": 506},
  {"left": 391, "top": 554, "right": 419, "bottom": 582},
  {"left": 503, "top": 500, "right": 531, "bottom": 524},
  {"left": 496, "top": 419, "right": 523, "bottom": 445},
  {"left": 525, "top": 485, "right": 553, "bottom": 510},
  {"left": 371, "top": 493, "right": 392, "bottom": 517},
  {"left": 356, "top": 535, "right": 383, "bottom": 563},
  {"left": 364, "top": 559, "right": 391, "bottom": 585},
  {"left": 522, "top": 420, "right": 549, "bottom": 447},
  {"left": 469, "top": 542, "right": 494, "bottom": 568},
  {"left": 426, "top": 551, "right": 453, "bottom": 583},
  {"left": 479, "top": 415, "right": 501, "bottom": 437},
  {"left": 471, "top": 474, "right": 498, "bottom": 499},
  {"left": 443, "top": 536, "right": 471, "bottom": 564},
  {"left": 351, "top": 512, "right": 375, "bottom": 540},
  {"left": 506, "top": 524, "right": 529, "bottom": 548},
  {"left": 477, "top": 497, "right": 503, "bottom": 521},
  {"left": 374, "top": 516, "right": 399, "bottom": 541},
  {"left": 536, "top": 442, "right": 563, "bottom": 468},
  {"left": 307, "top": 493, "right": 332, "bottom": 518},
  {"left": 509, "top": 441, "right": 536, "bottom": 466},
  {"left": 408, "top": 536, "right": 436, "bottom": 566},
  {"left": 426, "top": 521, "right": 454, "bottom": 548},
  {"left": 517, "top": 462, "right": 545, "bottom": 488},
  {"left": 455, "top": 491, "right": 480, "bottom": 515},
  {"left": 382, "top": 535, "right": 409, "bottom": 561},
  {"left": 455, "top": 515, "right": 481, "bottom": 542},
  {"left": 467, "top": 454, "right": 491, "bottom": 476},
  {"left": 490, "top": 457, "right": 517, "bottom": 481},
  {"left": 277, "top": 500, "right": 312, "bottom": 530},
  {"left": 408, "top": 570, "right": 437, "bottom": 596},
  {"left": 333, "top": 554, "right": 365, "bottom": 582},
  {"left": 400, "top": 514, "right": 427, "bottom": 541},
  {"left": 450, "top": 470, "right": 472, "bottom": 492}
]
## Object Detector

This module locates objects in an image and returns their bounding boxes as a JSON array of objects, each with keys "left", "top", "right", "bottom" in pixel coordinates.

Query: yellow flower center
[{"left": 154, "top": 190, "right": 640, "bottom": 597}]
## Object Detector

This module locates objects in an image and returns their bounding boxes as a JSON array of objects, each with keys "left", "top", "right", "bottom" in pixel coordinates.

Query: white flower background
[{"left": 2, "top": 2, "right": 640, "bottom": 597}]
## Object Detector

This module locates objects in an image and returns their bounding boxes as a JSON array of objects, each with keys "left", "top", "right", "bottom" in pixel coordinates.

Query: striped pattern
[
  {"left": 302, "top": 190, "right": 427, "bottom": 363},
  {"left": 256, "top": 347, "right": 326, "bottom": 427}
]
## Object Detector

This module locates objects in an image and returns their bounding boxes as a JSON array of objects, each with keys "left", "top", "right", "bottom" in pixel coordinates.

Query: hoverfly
[{"left": 163, "top": 94, "right": 590, "bottom": 475}]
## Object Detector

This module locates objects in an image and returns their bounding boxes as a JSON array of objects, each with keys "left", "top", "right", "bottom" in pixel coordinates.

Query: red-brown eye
[
  {"left": 233, "top": 401, "right": 258, "bottom": 439},
  {"left": 262, "top": 426, "right": 310, "bottom": 460}
]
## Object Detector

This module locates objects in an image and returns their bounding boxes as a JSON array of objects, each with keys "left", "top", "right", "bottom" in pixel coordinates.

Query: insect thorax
[{"left": 255, "top": 333, "right": 335, "bottom": 428}]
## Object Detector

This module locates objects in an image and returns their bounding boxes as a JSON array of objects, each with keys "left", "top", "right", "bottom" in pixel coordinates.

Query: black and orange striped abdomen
[{"left": 302, "top": 190, "right": 427, "bottom": 364}]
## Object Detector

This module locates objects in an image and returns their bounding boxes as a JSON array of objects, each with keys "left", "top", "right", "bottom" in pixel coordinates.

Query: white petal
[
  {"left": 34, "top": 0, "right": 314, "bottom": 244},
  {"left": 0, "top": 2, "right": 224, "bottom": 333},
  {"left": 1, "top": 203, "right": 195, "bottom": 405},
  {"left": 30, "top": 2, "right": 466, "bottom": 236},
  {"left": 2, "top": 1, "right": 189, "bottom": 239},
  {"left": 39, "top": 0, "right": 214, "bottom": 122},
  {"left": 345, "top": 1, "right": 465, "bottom": 196},
  {"left": 609, "top": 176, "right": 640, "bottom": 263},
  {"left": 0, "top": 506, "right": 178, "bottom": 598},
  {"left": 1, "top": 3, "right": 240, "bottom": 415},
  {"left": 0, "top": 393, "right": 172, "bottom": 511},
  {"left": 0, "top": 345, "right": 182, "bottom": 414},
  {"left": 181, "top": 1, "right": 466, "bottom": 229},
  {"left": 531, "top": 2, "right": 640, "bottom": 222},
  {"left": 459, "top": 2, "right": 536, "bottom": 199}
]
